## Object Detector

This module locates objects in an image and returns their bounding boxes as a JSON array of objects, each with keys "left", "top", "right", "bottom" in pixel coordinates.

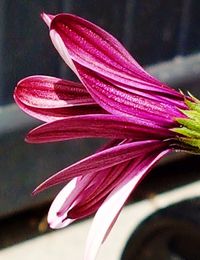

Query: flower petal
[
  {"left": 41, "top": 12, "right": 54, "bottom": 27},
  {"left": 49, "top": 14, "right": 158, "bottom": 85},
  {"left": 26, "top": 114, "right": 172, "bottom": 143},
  {"left": 75, "top": 66, "right": 183, "bottom": 127},
  {"left": 47, "top": 177, "right": 78, "bottom": 229},
  {"left": 58, "top": 162, "right": 129, "bottom": 220},
  {"left": 14, "top": 75, "right": 94, "bottom": 109},
  {"left": 33, "top": 140, "right": 166, "bottom": 194},
  {"left": 15, "top": 95, "right": 104, "bottom": 122},
  {"left": 42, "top": 14, "right": 186, "bottom": 124},
  {"left": 48, "top": 13, "right": 182, "bottom": 99},
  {"left": 14, "top": 75, "right": 104, "bottom": 122},
  {"left": 66, "top": 161, "right": 131, "bottom": 220},
  {"left": 84, "top": 148, "right": 171, "bottom": 260},
  {"left": 47, "top": 140, "right": 123, "bottom": 228}
]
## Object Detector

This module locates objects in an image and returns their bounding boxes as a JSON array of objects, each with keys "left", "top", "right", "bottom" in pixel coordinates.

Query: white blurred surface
[{"left": 1, "top": 180, "right": 200, "bottom": 260}]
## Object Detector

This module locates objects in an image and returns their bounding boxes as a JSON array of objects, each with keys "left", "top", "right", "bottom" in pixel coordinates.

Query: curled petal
[
  {"left": 41, "top": 12, "right": 54, "bottom": 27},
  {"left": 15, "top": 95, "right": 103, "bottom": 122},
  {"left": 14, "top": 75, "right": 94, "bottom": 109},
  {"left": 14, "top": 75, "right": 104, "bottom": 122}
]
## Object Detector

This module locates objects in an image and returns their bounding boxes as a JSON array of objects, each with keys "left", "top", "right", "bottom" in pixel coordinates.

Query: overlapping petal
[
  {"left": 47, "top": 177, "right": 77, "bottom": 229},
  {"left": 58, "top": 161, "right": 132, "bottom": 221},
  {"left": 47, "top": 140, "right": 125, "bottom": 228},
  {"left": 47, "top": 143, "right": 170, "bottom": 232}
]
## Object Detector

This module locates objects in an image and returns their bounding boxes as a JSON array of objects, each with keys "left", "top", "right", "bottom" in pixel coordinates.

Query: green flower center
[{"left": 171, "top": 96, "right": 200, "bottom": 152}]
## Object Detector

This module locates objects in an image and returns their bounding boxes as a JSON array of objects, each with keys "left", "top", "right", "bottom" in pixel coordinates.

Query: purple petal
[
  {"left": 48, "top": 13, "right": 183, "bottom": 99},
  {"left": 66, "top": 161, "right": 131, "bottom": 220},
  {"left": 15, "top": 75, "right": 95, "bottom": 108},
  {"left": 56, "top": 161, "right": 129, "bottom": 220},
  {"left": 84, "top": 148, "right": 171, "bottom": 260},
  {"left": 42, "top": 13, "right": 186, "bottom": 123},
  {"left": 15, "top": 95, "right": 104, "bottom": 122},
  {"left": 75, "top": 66, "right": 183, "bottom": 127},
  {"left": 49, "top": 14, "right": 160, "bottom": 85},
  {"left": 41, "top": 12, "right": 54, "bottom": 27},
  {"left": 33, "top": 140, "right": 166, "bottom": 194},
  {"left": 26, "top": 114, "right": 172, "bottom": 143},
  {"left": 14, "top": 75, "right": 105, "bottom": 122}
]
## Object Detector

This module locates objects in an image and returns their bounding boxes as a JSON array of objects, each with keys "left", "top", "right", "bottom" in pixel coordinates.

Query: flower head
[{"left": 14, "top": 13, "right": 200, "bottom": 260}]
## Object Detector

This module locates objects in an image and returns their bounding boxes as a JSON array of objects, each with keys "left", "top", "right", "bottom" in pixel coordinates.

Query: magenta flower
[{"left": 14, "top": 13, "right": 200, "bottom": 260}]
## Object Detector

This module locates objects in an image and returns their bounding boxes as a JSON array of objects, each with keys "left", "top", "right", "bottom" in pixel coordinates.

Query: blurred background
[{"left": 0, "top": 0, "right": 200, "bottom": 259}]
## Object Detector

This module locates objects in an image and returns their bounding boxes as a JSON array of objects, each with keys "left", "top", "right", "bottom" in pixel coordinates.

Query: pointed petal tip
[
  {"left": 49, "top": 222, "right": 58, "bottom": 229},
  {"left": 13, "top": 90, "right": 17, "bottom": 104},
  {"left": 41, "top": 12, "right": 54, "bottom": 27},
  {"left": 25, "top": 134, "right": 34, "bottom": 144},
  {"left": 32, "top": 187, "right": 40, "bottom": 196},
  {"left": 25, "top": 133, "right": 37, "bottom": 144},
  {"left": 48, "top": 218, "right": 74, "bottom": 229},
  {"left": 32, "top": 181, "right": 54, "bottom": 195},
  {"left": 24, "top": 135, "right": 29, "bottom": 143},
  {"left": 32, "top": 180, "right": 50, "bottom": 195}
]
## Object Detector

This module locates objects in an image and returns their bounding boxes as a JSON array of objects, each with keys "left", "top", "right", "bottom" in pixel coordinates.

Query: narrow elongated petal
[
  {"left": 48, "top": 14, "right": 158, "bottom": 85},
  {"left": 26, "top": 114, "right": 173, "bottom": 143},
  {"left": 84, "top": 148, "right": 171, "bottom": 260},
  {"left": 47, "top": 143, "right": 169, "bottom": 230},
  {"left": 33, "top": 140, "right": 165, "bottom": 194}
]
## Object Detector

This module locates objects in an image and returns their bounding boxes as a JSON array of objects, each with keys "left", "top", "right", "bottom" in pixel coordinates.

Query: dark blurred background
[{"left": 1, "top": 0, "right": 200, "bottom": 105}]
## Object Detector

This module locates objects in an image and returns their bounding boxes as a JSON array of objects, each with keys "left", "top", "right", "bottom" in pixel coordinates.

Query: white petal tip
[{"left": 41, "top": 12, "right": 53, "bottom": 27}]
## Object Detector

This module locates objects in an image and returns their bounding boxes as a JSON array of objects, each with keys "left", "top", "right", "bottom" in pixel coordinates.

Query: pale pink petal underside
[
  {"left": 47, "top": 177, "right": 78, "bottom": 229},
  {"left": 84, "top": 149, "right": 170, "bottom": 260},
  {"left": 41, "top": 12, "right": 54, "bottom": 27}
]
